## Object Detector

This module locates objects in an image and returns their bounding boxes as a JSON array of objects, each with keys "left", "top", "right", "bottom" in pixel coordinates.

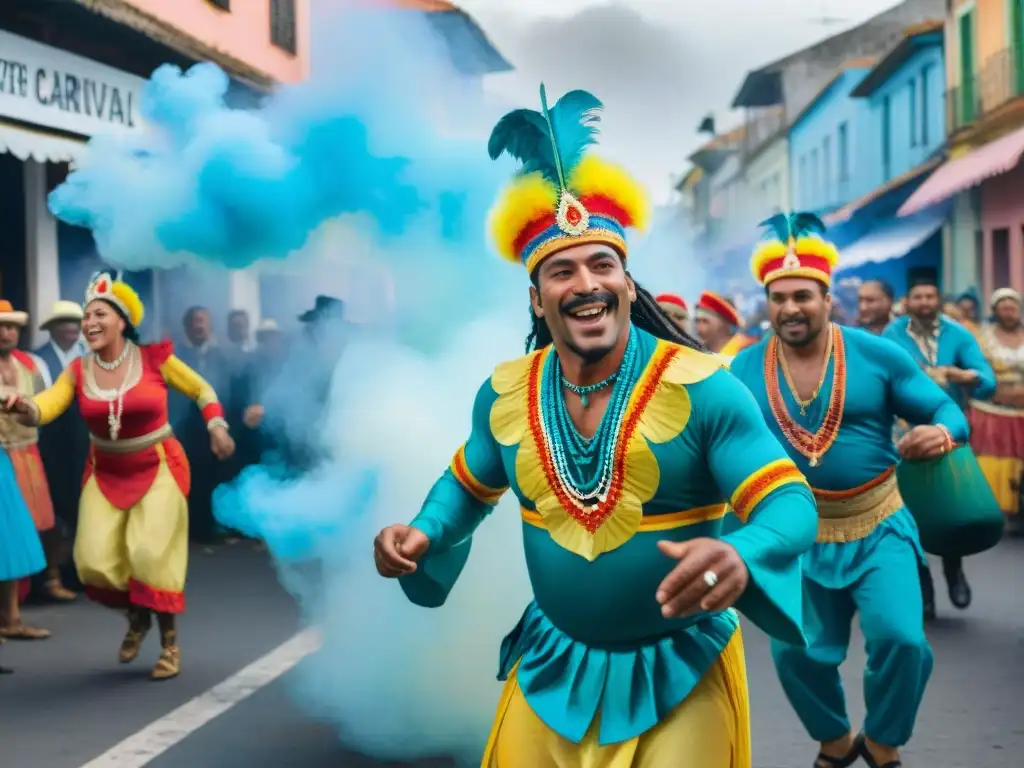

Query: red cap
[
  {"left": 656, "top": 293, "right": 688, "bottom": 311},
  {"left": 696, "top": 291, "right": 740, "bottom": 326}
]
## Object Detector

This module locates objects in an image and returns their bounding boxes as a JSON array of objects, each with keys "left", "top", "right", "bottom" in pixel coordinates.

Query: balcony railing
[{"left": 947, "top": 46, "right": 1024, "bottom": 132}]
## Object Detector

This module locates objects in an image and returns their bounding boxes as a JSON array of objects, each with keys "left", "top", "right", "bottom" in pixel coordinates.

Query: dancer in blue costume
[
  {"left": 0, "top": 445, "right": 47, "bottom": 674},
  {"left": 731, "top": 213, "right": 968, "bottom": 768},
  {"left": 881, "top": 270, "right": 996, "bottom": 620},
  {"left": 373, "top": 87, "right": 818, "bottom": 767}
]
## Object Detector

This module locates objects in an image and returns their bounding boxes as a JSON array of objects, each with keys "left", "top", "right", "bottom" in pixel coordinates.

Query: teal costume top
[
  {"left": 730, "top": 325, "right": 969, "bottom": 588},
  {"left": 882, "top": 315, "right": 996, "bottom": 411},
  {"left": 398, "top": 326, "right": 817, "bottom": 745}
]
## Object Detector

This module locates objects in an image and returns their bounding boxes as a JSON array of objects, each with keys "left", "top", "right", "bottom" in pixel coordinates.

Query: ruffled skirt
[{"left": 0, "top": 448, "right": 46, "bottom": 581}]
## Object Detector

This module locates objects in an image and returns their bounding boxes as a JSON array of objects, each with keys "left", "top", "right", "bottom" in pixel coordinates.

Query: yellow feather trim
[
  {"left": 487, "top": 155, "right": 651, "bottom": 266},
  {"left": 750, "top": 236, "right": 840, "bottom": 285},
  {"left": 110, "top": 282, "right": 144, "bottom": 328},
  {"left": 487, "top": 173, "right": 558, "bottom": 263},
  {"left": 568, "top": 155, "right": 650, "bottom": 232}
]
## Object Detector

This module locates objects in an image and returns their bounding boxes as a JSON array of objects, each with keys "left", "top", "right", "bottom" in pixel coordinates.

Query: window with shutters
[{"left": 270, "top": 0, "right": 297, "bottom": 54}]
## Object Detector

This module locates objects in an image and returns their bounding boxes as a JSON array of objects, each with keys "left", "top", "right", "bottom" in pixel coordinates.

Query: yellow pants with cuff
[{"left": 73, "top": 459, "right": 189, "bottom": 613}]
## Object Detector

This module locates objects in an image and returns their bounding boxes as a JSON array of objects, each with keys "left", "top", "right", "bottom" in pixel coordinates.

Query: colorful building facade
[{"left": 901, "top": 0, "right": 1024, "bottom": 297}]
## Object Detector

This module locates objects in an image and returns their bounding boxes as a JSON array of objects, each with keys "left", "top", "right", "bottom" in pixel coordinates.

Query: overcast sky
[{"left": 457, "top": 0, "right": 905, "bottom": 202}]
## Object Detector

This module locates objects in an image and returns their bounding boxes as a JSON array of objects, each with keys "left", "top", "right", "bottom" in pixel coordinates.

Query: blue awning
[{"left": 836, "top": 209, "right": 946, "bottom": 271}]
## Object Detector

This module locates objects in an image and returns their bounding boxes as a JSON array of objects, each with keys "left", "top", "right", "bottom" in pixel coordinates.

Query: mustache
[
  {"left": 560, "top": 292, "right": 619, "bottom": 316},
  {"left": 779, "top": 316, "right": 809, "bottom": 324}
]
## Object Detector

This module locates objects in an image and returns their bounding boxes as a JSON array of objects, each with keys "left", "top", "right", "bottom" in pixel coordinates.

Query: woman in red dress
[{"left": 3, "top": 273, "right": 235, "bottom": 680}]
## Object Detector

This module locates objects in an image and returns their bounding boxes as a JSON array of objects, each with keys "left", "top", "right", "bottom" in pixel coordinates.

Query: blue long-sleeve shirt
[{"left": 882, "top": 315, "right": 996, "bottom": 412}]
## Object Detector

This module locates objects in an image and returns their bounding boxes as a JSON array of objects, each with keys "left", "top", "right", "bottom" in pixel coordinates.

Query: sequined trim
[{"left": 523, "top": 230, "right": 628, "bottom": 274}]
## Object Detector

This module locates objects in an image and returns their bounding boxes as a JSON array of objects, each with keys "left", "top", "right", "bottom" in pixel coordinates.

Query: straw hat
[
  {"left": 255, "top": 319, "right": 281, "bottom": 336},
  {"left": 39, "top": 300, "right": 84, "bottom": 330},
  {"left": 0, "top": 300, "right": 28, "bottom": 327}
]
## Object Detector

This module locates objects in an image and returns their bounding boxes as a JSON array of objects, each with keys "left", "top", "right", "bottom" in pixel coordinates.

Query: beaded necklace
[
  {"left": 778, "top": 325, "right": 833, "bottom": 416},
  {"left": 765, "top": 324, "right": 846, "bottom": 468},
  {"left": 538, "top": 328, "right": 638, "bottom": 510},
  {"left": 560, "top": 371, "right": 619, "bottom": 408}
]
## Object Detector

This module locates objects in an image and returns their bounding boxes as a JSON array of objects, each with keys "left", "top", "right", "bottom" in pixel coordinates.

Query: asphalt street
[{"left": 1, "top": 538, "right": 1021, "bottom": 768}]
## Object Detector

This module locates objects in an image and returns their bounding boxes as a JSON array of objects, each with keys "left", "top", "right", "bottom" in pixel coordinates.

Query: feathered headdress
[
  {"left": 487, "top": 84, "right": 650, "bottom": 275},
  {"left": 85, "top": 271, "right": 144, "bottom": 328},
  {"left": 751, "top": 211, "right": 840, "bottom": 288}
]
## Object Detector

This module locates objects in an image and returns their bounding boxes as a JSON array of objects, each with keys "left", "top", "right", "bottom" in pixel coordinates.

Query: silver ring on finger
[{"left": 703, "top": 570, "right": 718, "bottom": 589}]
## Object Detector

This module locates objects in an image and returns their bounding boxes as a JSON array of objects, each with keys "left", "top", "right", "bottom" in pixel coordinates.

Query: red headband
[{"left": 656, "top": 293, "right": 688, "bottom": 311}]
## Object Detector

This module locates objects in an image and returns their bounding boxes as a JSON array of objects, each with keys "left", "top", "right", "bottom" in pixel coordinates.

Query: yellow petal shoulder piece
[
  {"left": 491, "top": 340, "right": 699, "bottom": 561},
  {"left": 489, "top": 349, "right": 545, "bottom": 447}
]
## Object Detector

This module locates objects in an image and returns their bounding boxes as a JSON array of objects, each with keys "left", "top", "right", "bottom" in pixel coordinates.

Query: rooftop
[
  {"left": 850, "top": 20, "right": 944, "bottom": 98},
  {"left": 789, "top": 58, "right": 877, "bottom": 130}
]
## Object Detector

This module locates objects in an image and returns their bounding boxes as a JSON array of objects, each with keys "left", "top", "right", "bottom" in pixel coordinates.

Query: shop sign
[{"left": 0, "top": 29, "right": 146, "bottom": 137}]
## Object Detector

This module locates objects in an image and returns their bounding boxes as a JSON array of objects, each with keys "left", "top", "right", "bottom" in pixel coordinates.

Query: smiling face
[
  {"left": 83, "top": 300, "right": 127, "bottom": 352},
  {"left": 767, "top": 277, "right": 831, "bottom": 348},
  {"left": 530, "top": 242, "right": 636, "bottom": 364}
]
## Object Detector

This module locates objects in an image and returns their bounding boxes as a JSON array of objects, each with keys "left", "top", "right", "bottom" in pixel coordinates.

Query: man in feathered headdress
[
  {"left": 730, "top": 213, "right": 970, "bottom": 768},
  {"left": 371, "top": 86, "right": 819, "bottom": 766}
]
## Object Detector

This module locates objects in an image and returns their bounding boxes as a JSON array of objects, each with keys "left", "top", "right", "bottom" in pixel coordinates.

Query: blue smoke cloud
[{"left": 48, "top": 4, "right": 508, "bottom": 276}]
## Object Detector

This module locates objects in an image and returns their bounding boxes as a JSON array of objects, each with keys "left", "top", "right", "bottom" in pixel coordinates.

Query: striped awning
[{"left": 899, "top": 125, "right": 1024, "bottom": 216}]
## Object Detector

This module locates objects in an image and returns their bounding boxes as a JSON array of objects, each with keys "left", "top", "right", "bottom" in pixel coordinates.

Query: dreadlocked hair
[{"left": 525, "top": 278, "right": 708, "bottom": 353}]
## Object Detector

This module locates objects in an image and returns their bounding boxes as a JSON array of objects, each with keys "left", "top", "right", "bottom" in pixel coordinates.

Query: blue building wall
[
  {"left": 855, "top": 40, "right": 946, "bottom": 191},
  {"left": 788, "top": 68, "right": 873, "bottom": 213}
]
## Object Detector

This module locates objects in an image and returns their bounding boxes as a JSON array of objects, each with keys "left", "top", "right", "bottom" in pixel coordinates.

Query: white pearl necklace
[
  {"left": 95, "top": 343, "right": 131, "bottom": 371},
  {"left": 90, "top": 344, "right": 137, "bottom": 441}
]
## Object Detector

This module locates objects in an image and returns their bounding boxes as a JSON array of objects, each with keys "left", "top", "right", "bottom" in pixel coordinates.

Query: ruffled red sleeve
[{"left": 141, "top": 340, "right": 175, "bottom": 369}]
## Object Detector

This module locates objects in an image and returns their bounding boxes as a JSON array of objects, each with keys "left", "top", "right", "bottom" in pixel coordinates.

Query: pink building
[{"left": 98, "top": 0, "right": 310, "bottom": 86}]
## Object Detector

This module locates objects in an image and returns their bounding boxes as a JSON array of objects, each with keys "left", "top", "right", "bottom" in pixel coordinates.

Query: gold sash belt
[
  {"left": 813, "top": 469, "right": 903, "bottom": 543},
  {"left": 91, "top": 423, "right": 173, "bottom": 454}
]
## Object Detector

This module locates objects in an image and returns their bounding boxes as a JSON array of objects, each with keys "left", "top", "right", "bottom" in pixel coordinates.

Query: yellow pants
[
  {"left": 482, "top": 628, "right": 751, "bottom": 768},
  {"left": 74, "top": 460, "right": 189, "bottom": 614},
  {"left": 976, "top": 455, "right": 1024, "bottom": 515}
]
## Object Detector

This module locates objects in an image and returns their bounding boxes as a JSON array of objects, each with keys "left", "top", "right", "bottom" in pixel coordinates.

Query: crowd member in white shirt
[
  {"left": 31, "top": 300, "right": 89, "bottom": 601},
  {"left": 30, "top": 301, "right": 87, "bottom": 388}
]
